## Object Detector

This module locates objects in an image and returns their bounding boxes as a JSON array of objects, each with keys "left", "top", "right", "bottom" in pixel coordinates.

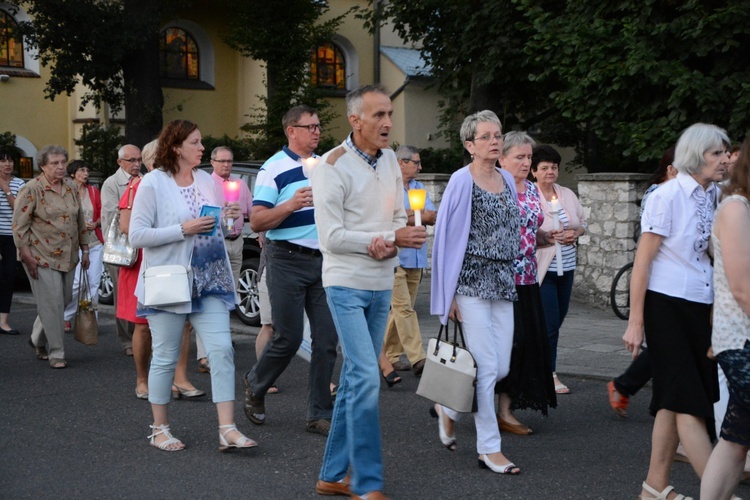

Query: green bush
[
  {"left": 201, "top": 134, "right": 340, "bottom": 162},
  {"left": 74, "top": 124, "right": 124, "bottom": 177},
  {"left": 418, "top": 146, "right": 466, "bottom": 174}
]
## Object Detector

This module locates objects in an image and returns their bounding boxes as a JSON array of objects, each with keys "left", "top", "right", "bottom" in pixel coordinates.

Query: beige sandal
[
  {"left": 218, "top": 424, "right": 257, "bottom": 452},
  {"left": 639, "top": 482, "right": 692, "bottom": 500},
  {"left": 148, "top": 424, "right": 185, "bottom": 452}
]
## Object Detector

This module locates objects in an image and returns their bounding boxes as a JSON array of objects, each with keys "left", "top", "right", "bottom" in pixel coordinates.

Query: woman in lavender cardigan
[{"left": 430, "top": 110, "right": 521, "bottom": 474}]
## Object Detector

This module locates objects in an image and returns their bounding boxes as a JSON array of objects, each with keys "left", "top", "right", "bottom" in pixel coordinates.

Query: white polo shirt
[{"left": 641, "top": 172, "right": 716, "bottom": 304}]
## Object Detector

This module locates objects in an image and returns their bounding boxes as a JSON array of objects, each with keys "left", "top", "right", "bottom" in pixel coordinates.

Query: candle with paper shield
[
  {"left": 301, "top": 157, "right": 319, "bottom": 179},
  {"left": 223, "top": 181, "right": 240, "bottom": 230},
  {"left": 550, "top": 196, "right": 564, "bottom": 276},
  {"left": 408, "top": 188, "right": 427, "bottom": 226}
]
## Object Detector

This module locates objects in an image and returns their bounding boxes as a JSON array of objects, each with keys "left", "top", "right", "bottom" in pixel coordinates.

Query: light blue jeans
[
  {"left": 147, "top": 296, "right": 234, "bottom": 405},
  {"left": 319, "top": 286, "right": 391, "bottom": 496}
]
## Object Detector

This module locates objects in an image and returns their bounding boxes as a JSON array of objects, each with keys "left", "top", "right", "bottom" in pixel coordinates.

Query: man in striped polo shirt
[{"left": 243, "top": 105, "right": 338, "bottom": 436}]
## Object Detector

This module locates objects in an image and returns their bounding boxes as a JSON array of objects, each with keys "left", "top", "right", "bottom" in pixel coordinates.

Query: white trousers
[
  {"left": 443, "top": 295, "right": 514, "bottom": 454},
  {"left": 64, "top": 245, "right": 103, "bottom": 321}
]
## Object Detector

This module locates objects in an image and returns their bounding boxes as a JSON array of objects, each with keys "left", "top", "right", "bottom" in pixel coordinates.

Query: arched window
[
  {"left": 311, "top": 42, "right": 346, "bottom": 90},
  {"left": 160, "top": 27, "right": 199, "bottom": 80},
  {"left": 0, "top": 9, "right": 23, "bottom": 68}
]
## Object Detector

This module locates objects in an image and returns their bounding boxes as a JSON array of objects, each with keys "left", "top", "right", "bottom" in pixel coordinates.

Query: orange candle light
[
  {"left": 301, "top": 157, "right": 319, "bottom": 179},
  {"left": 408, "top": 188, "right": 427, "bottom": 226}
]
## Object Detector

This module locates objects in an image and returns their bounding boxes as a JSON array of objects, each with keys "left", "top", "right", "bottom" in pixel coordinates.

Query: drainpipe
[
  {"left": 390, "top": 76, "right": 411, "bottom": 101},
  {"left": 373, "top": 0, "right": 381, "bottom": 84}
]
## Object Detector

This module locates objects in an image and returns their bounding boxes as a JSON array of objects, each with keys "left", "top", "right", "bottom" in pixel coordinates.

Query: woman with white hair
[
  {"left": 623, "top": 123, "right": 730, "bottom": 499},
  {"left": 431, "top": 110, "right": 521, "bottom": 474}
]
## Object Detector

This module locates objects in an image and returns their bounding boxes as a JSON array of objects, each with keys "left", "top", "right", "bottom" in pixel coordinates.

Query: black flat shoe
[
  {"left": 0, "top": 327, "right": 19, "bottom": 335},
  {"left": 381, "top": 370, "right": 402, "bottom": 388}
]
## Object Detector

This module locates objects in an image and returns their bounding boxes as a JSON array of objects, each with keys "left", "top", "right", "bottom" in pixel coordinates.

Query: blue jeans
[
  {"left": 539, "top": 270, "right": 575, "bottom": 372},
  {"left": 147, "top": 296, "right": 234, "bottom": 405},
  {"left": 319, "top": 286, "right": 391, "bottom": 496}
]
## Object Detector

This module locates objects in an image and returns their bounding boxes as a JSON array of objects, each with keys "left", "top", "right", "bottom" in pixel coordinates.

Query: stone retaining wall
[{"left": 574, "top": 173, "right": 650, "bottom": 308}]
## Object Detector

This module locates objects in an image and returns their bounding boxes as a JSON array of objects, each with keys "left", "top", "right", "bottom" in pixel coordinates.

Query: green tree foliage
[
  {"left": 20, "top": 0, "right": 188, "bottom": 147},
  {"left": 74, "top": 124, "right": 124, "bottom": 178},
  {"left": 368, "top": 0, "right": 750, "bottom": 172},
  {"left": 222, "top": 0, "right": 352, "bottom": 157}
]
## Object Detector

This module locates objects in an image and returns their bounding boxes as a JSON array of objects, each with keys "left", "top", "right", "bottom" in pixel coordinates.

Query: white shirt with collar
[
  {"left": 101, "top": 166, "right": 140, "bottom": 240},
  {"left": 641, "top": 171, "right": 716, "bottom": 304}
]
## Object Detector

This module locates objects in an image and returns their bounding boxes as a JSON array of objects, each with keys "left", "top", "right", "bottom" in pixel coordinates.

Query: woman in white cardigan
[{"left": 129, "top": 120, "right": 255, "bottom": 452}]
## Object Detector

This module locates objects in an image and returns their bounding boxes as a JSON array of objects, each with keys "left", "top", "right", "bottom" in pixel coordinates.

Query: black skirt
[
  {"left": 496, "top": 284, "right": 557, "bottom": 415},
  {"left": 644, "top": 290, "right": 719, "bottom": 438}
]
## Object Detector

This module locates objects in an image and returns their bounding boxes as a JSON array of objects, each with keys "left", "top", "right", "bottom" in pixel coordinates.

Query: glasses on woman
[{"left": 473, "top": 134, "right": 503, "bottom": 142}]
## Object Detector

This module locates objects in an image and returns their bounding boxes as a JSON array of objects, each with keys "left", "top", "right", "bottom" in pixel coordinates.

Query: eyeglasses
[
  {"left": 212, "top": 159, "right": 233, "bottom": 164},
  {"left": 122, "top": 157, "right": 142, "bottom": 164},
  {"left": 401, "top": 158, "right": 422, "bottom": 166},
  {"left": 473, "top": 134, "right": 503, "bottom": 142},
  {"left": 291, "top": 123, "right": 322, "bottom": 133}
]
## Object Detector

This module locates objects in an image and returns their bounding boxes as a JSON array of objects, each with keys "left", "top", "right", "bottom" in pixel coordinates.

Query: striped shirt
[
  {"left": 0, "top": 177, "right": 25, "bottom": 235},
  {"left": 547, "top": 207, "right": 577, "bottom": 272},
  {"left": 253, "top": 146, "right": 319, "bottom": 249}
]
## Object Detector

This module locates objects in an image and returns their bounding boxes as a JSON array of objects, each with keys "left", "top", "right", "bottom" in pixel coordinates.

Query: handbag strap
[
  {"left": 76, "top": 264, "right": 91, "bottom": 304},
  {"left": 434, "top": 320, "right": 468, "bottom": 362}
]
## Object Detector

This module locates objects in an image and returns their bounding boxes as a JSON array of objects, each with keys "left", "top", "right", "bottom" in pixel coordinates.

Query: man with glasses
[
  {"left": 243, "top": 105, "right": 339, "bottom": 437},
  {"left": 381, "top": 145, "right": 436, "bottom": 378},
  {"left": 101, "top": 144, "right": 141, "bottom": 356}
]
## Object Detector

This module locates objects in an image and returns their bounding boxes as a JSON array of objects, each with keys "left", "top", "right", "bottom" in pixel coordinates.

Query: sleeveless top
[{"left": 711, "top": 194, "right": 750, "bottom": 355}]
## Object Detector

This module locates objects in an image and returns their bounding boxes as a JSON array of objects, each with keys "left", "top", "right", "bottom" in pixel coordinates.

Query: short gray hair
[
  {"left": 117, "top": 144, "right": 139, "bottom": 160},
  {"left": 501, "top": 131, "right": 536, "bottom": 156},
  {"left": 673, "top": 123, "right": 730, "bottom": 175},
  {"left": 395, "top": 145, "right": 419, "bottom": 161},
  {"left": 460, "top": 110, "right": 502, "bottom": 143},
  {"left": 211, "top": 146, "right": 233, "bottom": 161},
  {"left": 346, "top": 84, "right": 389, "bottom": 118},
  {"left": 141, "top": 140, "right": 159, "bottom": 169},
  {"left": 36, "top": 145, "right": 68, "bottom": 167}
]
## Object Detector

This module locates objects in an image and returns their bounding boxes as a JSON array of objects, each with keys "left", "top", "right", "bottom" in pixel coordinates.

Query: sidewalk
[{"left": 15, "top": 275, "right": 632, "bottom": 382}]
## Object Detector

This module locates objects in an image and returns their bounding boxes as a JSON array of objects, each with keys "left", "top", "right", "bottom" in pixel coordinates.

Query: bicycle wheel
[{"left": 610, "top": 262, "right": 633, "bottom": 320}]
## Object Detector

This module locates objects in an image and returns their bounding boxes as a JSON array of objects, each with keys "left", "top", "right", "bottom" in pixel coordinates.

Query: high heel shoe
[
  {"left": 430, "top": 404, "right": 456, "bottom": 451},
  {"left": 172, "top": 385, "right": 206, "bottom": 399},
  {"left": 148, "top": 424, "right": 185, "bottom": 452},
  {"left": 381, "top": 370, "right": 402, "bottom": 388},
  {"left": 218, "top": 424, "right": 257, "bottom": 452},
  {"left": 478, "top": 454, "right": 521, "bottom": 475}
]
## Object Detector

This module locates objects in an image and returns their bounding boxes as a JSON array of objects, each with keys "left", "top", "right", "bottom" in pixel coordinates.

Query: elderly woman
[
  {"left": 431, "top": 110, "right": 521, "bottom": 474},
  {"left": 531, "top": 145, "right": 587, "bottom": 394},
  {"left": 0, "top": 146, "right": 25, "bottom": 335},
  {"left": 129, "top": 120, "right": 255, "bottom": 452},
  {"left": 701, "top": 135, "right": 750, "bottom": 500},
  {"left": 63, "top": 160, "right": 104, "bottom": 332},
  {"left": 12, "top": 146, "right": 89, "bottom": 369},
  {"left": 623, "top": 123, "right": 729, "bottom": 500},
  {"left": 118, "top": 140, "right": 202, "bottom": 400},
  {"left": 495, "top": 131, "right": 557, "bottom": 435}
]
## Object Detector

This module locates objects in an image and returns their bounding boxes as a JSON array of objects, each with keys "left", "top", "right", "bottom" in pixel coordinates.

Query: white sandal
[
  {"left": 639, "top": 482, "right": 692, "bottom": 500},
  {"left": 219, "top": 424, "right": 257, "bottom": 452},
  {"left": 148, "top": 424, "right": 185, "bottom": 452}
]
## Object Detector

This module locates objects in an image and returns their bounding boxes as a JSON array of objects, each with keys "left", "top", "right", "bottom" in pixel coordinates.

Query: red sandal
[{"left": 607, "top": 381, "right": 629, "bottom": 418}]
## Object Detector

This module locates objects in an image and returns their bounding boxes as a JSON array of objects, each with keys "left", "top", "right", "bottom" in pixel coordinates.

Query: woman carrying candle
[{"left": 531, "top": 145, "right": 587, "bottom": 395}]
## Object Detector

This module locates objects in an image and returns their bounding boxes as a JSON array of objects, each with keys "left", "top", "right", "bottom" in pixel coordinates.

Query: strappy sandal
[
  {"left": 148, "top": 424, "right": 185, "bottom": 452},
  {"left": 48, "top": 358, "right": 67, "bottom": 369},
  {"left": 607, "top": 381, "right": 629, "bottom": 417},
  {"left": 639, "top": 482, "right": 692, "bottom": 500},
  {"left": 29, "top": 339, "right": 48, "bottom": 360},
  {"left": 218, "top": 424, "right": 257, "bottom": 452}
]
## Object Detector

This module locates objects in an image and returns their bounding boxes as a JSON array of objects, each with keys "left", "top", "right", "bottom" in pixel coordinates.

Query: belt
[
  {"left": 225, "top": 234, "right": 241, "bottom": 241},
  {"left": 270, "top": 239, "right": 322, "bottom": 257}
]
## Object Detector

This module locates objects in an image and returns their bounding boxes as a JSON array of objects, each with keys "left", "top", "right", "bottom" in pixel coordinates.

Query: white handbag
[
  {"left": 416, "top": 321, "right": 478, "bottom": 413},
  {"left": 143, "top": 265, "right": 192, "bottom": 307}
]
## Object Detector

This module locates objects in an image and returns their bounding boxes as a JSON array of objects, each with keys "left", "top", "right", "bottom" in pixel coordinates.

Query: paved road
[{"left": 2, "top": 290, "right": 747, "bottom": 499}]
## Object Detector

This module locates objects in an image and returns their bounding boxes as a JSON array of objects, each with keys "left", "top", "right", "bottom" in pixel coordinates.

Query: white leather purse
[{"left": 143, "top": 265, "right": 191, "bottom": 307}]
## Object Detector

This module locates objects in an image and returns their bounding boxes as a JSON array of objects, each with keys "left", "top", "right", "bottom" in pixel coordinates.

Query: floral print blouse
[
  {"left": 11, "top": 175, "right": 86, "bottom": 272},
  {"left": 515, "top": 180, "right": 544, "bottom": 285}
]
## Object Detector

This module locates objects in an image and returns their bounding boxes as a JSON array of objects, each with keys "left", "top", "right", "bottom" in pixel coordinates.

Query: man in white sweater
[{"left": 312, "top": 85, "right": 426, "bottom": 499}]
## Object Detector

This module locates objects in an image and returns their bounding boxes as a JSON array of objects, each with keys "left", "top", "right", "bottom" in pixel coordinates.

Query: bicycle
[{"left": 610, "top": 261, "right": 633, "bottom": 320}]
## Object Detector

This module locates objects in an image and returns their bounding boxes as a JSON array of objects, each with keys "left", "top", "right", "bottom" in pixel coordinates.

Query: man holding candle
[
  {"left": 380, "top": 146, "right": 436, "bottom": 383},
  {"left": 210, "top": 146, "right": 252, "bottom": 287},
  {"left": 312, "top": 85, "right": 427, "bottom": 499},
  {"left": 243, "top": 105, "right": 339, "bottom": 437}
]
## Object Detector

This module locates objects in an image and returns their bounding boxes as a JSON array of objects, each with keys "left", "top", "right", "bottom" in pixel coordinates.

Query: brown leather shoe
[
  {"left": 497, "top": 416, "right": 532, "bottom": 435},
  {"left": 412, "top": 359, "right": 426, "bottom": 377},
  {"left": 243, "top": 377, "right": 266, "bottom": 425},
  {"left": 352, "top": 491, "right": 390, "bottom": 500},
  {"left": 315, "top": 475, "right": 351, "bottom": 496}
]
